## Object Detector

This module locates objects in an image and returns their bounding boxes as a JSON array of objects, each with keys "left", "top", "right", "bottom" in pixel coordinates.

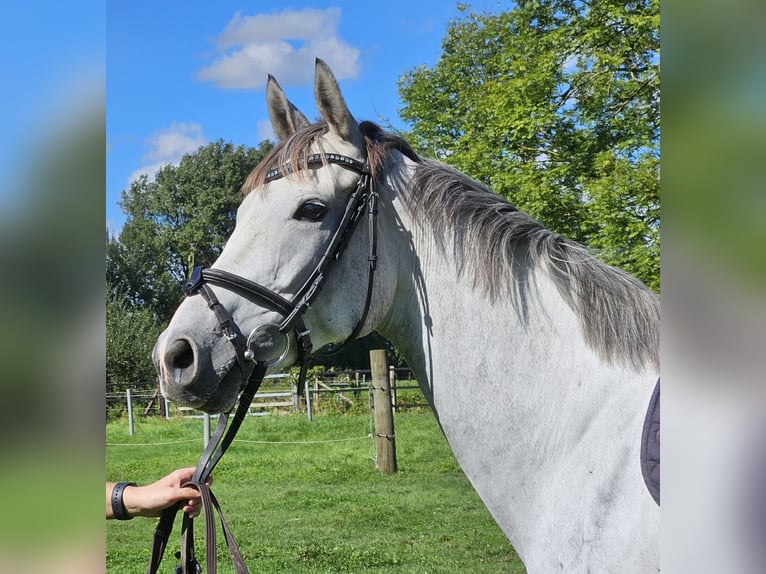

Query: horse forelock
[
  {"left": 407, "top": 161, "right": 660, "bottom": 372},
  {"left": 241, "top": 123, "right": 328, "bottom": 196}
]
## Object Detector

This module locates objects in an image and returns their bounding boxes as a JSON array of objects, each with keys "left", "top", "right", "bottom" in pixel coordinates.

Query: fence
[
  {"left": 108, "top": 355, "right": 422, "bottom": 472},
  {"left": 107, "top": 367, "right": 426, "bottom": 433}
]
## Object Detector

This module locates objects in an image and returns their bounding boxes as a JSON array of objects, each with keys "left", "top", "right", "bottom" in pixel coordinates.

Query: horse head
[{"left": 153, "top": 59, "right": 399, "bottom": 413}]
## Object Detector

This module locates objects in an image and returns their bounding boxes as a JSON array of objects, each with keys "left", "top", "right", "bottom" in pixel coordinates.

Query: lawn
[{"left": 106, "top": 410, "right": 525, "bottom": 573}]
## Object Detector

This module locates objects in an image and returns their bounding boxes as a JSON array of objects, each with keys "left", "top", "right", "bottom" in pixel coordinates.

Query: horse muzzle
[{"left": 153, "top": 327, "right": 245, "bottom": 412}]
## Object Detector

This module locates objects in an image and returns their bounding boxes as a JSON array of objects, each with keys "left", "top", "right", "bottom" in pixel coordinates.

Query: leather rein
[{"left": 147, "top": 152, "right": 378, "bottom": 574}]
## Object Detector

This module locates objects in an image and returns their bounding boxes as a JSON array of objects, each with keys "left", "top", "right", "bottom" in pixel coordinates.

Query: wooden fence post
[{"left": 370, "top": 349, "right": 397, "bottom": 473}]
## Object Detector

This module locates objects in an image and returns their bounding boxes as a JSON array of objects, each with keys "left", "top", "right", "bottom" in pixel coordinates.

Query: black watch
[{"left": 111, "top": 481, "right": 137, "bottom": 520}]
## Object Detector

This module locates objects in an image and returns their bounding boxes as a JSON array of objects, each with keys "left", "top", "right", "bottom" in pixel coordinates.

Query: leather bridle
[
  {"left": 147, "top": 152, "right": 379, "bottom": 574},
  {"left": 184, "top": 152, "right": 377, "bottom": 387}
]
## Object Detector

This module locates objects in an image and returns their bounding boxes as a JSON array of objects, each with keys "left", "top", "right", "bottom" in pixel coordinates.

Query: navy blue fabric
[
  {"left": 743, "top": 426, "right": 766, "bottom": 572},
  {"left": 640, "top": 379, "right": 660, "bottom": 505}
]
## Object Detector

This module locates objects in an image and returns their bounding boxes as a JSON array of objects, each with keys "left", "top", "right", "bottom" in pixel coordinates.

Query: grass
[{"left": 106, "top": 411, "right": 525, "bottom": 573}]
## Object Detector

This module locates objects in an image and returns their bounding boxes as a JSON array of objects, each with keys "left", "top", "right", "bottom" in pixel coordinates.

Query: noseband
[{"left": 182, "top": 151, "right": 378, "bottom": 390}]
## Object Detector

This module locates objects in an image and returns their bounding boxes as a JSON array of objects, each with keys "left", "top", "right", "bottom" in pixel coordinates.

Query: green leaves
[
  {"left": 106, "top": 139, "right": 273, "bottom": 390},
  {"left": 399, "top": 0, "right": 659, "bottom": 289},
  {"left": 108, "top": 139, "right": 273, "bottom": 321},
  {"left": 106, "top": 282, "right": 163, "bottom": 388}
]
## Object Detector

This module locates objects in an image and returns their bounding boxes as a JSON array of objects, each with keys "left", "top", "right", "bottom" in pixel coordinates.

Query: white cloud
[
  {"left": 256, "top": 119, "right": 276, "bottom": 143},
  {"left": 128, "top": 122, "right": 206, "bottom": 184},
  {"left": 196, "top": 8, "right": 360, "bottom": 90}
]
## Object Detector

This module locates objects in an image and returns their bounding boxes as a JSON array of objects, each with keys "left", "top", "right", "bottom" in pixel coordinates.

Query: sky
[{"left": 107, "top": 1, "right": 482, "bottom": 234}]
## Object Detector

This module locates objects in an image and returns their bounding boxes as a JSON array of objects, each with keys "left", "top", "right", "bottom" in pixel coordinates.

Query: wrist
[{"left": 110, "top": 481, "right": 137, "bottom": 520}]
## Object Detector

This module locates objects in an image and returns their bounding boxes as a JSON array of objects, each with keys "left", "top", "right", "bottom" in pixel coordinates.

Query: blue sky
[{"left": 107, "top": 1, "right": 477, "bottom": 234}]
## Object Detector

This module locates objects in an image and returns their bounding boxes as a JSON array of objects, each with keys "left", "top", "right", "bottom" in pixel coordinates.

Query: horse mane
[
  {"left": 408, "top": 160, "right": 660, "bottom": 372},
  {"left": 240, "top": 119, "right": 659, "bottom": 372}
]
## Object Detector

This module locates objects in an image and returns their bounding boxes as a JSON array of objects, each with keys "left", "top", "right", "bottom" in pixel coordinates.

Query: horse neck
[
  {"left": 376, "top": 178, "right": 656, "bottom": 540},
  {"left": 383, "top": 228, "right": 619, "bottom": 397},
  {"left": 378, "top": 189, "right": 646, "bottom": 397}
]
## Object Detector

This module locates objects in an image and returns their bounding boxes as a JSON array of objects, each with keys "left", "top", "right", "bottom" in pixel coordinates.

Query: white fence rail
[{"left": 107, "top": 368, "right": 422, "bottom": 436}]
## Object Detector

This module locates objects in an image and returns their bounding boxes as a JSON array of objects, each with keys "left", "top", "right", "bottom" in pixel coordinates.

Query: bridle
[
  {"left": 184, "top": 152, "right": 377, "bottom": 389},
  {"left": 147, "top": 152, "right": 379, "bottom": 574}
]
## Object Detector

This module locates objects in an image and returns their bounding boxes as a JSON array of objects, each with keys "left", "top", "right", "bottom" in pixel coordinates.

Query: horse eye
[{"left": 294, "top": 201, "right": 327, "bottom": 221}]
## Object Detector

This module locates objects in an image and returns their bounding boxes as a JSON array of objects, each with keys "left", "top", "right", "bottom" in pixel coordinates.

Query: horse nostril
[{"left": 167, "top": 338, "right": 194, "bottom": 371}]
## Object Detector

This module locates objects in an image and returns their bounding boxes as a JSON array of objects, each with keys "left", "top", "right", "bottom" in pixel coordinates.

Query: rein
[
  {"left": 147, "top": 152, "right": 378, "bottom": 574},
  {"left": 147, "top": 364, "right": 265, "bottom": 574}
]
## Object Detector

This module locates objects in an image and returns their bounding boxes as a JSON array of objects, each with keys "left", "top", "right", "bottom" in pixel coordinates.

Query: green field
[{"left": 106, "top": 411, "right": 525, "bottom": 573}]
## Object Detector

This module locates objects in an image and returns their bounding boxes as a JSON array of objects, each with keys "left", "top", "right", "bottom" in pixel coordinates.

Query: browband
[{"left": 265, "top": 152, "right": 369, "bottom": 182}]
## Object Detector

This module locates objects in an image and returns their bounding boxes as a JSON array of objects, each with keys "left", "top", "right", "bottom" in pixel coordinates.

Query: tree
[
  {"left": 106, "top": 281, "right": 163, "bottom": 390},
  {"left": 398, "top": 0, "right": 659, "bottom": 290},
  {"left": 108, "top": 139, "right": 273, "bottom": 321}
]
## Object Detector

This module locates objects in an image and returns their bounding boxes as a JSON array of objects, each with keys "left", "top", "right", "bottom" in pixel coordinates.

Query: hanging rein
[{"left": 146, "top": 152, "right": 378, "bottom": 574}]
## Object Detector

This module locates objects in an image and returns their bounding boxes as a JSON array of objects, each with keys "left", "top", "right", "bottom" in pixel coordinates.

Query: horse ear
[
  {"left": 266, "top": 74, "right": 311, "bottom": 140},
  {"left": 314, "top": 58, "right": 362, "bottom": 146}
]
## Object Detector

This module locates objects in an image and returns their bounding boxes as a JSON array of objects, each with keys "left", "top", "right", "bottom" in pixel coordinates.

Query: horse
[{"left": 154, "top": 58, "right": 660, "bottom": 573}]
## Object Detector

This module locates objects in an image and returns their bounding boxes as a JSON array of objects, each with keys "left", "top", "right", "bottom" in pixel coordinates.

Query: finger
[
  {"left": 183, "top": 503, "right": 201, "bottom": 518},
  {"left": 175, "top": 467, "right": 197, "bottom": 483},
  {"left": 184, "top": 508, "right": 200, "bottom": 518},
  {"left": 178, "top": 487, "right": 202, "bottom": 500}
]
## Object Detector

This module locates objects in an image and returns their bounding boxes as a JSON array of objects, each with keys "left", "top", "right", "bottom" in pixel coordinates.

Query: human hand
[{"left": 110, "top": 468, "right": 212, "bottom": 519}]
